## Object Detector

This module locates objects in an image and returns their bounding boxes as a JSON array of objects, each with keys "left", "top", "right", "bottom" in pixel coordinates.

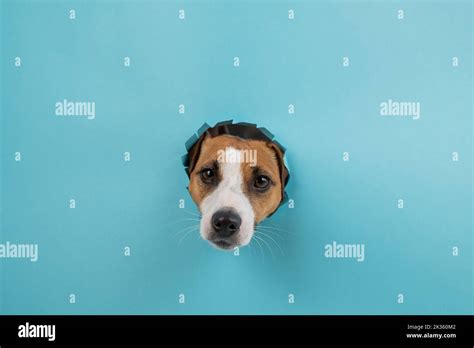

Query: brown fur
[{"left": 189, "top": 134, "right": 284, "bottom": 223}]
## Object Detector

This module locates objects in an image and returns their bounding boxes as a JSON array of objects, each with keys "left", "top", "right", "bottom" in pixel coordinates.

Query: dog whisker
[
  {"left": 257, "top": 224, "right": 291, "bottom": 232},
  {"left": 254, "top": 230, "right": 284, "bottom": 256},
  {"left": 263, "top": 222, "right": 293, "bottom": 232},
  {"left": 247, "top": 242, "right": 253, "bottom": 257},
  {"left": 173, "top": 224, "right": 200, "bottom": 236},
  {"left": 254, "top": 233, "right": 276, "bottom": 260},
  {"left": 256, "top": 224, "right": 295, "bottom": 236},
  {"left": 178, "top": 226, "right": 199, "bottom": 245},
  {"left": 251, "top": 235, "right": 265, "bottom": 263},
  {"left": 254, "top": 227, "right": 285, "bottom": 240},
  {"left": 255, "top": 227, "right": 287, "bottom": 243},
  {"left": 253, "top": 234, "right": 274, "bottom": 261},
  {"left": 164, "top": 218, "right": 201, "bottom": 231},
  {"left": 181, "top": 209, "right": 202, "bottom": 218}
]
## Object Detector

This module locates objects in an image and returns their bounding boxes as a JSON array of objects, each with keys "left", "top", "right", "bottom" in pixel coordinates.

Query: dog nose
[{"left": 211, "top": 209, "right": 242, "bottom": 237}]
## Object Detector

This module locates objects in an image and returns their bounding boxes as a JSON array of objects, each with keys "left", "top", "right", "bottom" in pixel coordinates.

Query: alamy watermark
[
  {"left": 0, "top": 241, "right": 38, "bottom": 262},
  {"left": 324, "top": 241, "right": 365, "bottom": 262},
  {"left": 55, "top": 99, "right": 95, "bottom": 120},
  {"left": 380, "top": 99, "right": 421, "bottom": 120},
  {"left": 217, "top": 148, "right": 257, "bottom": 167},
  {"left": 18, "top": 322, "right": 55, "bottom": 341}
]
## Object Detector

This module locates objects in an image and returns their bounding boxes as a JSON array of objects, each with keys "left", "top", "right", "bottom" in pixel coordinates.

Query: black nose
[{"left": 211, "top": 209, "right": 242, "bottom": 237}]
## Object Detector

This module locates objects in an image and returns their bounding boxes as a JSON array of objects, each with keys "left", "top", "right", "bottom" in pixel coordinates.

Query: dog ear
[
  {"left": 186, "top": 132, "right": 207, "bottom": 176},
  {"left": 267, "top": 142, "right": 289, "bottom": 197}
]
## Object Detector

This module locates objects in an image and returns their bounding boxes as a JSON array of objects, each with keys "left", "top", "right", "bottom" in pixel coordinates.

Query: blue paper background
[{"left": 1, "top": 0, "right": 472, "bottom": 314}]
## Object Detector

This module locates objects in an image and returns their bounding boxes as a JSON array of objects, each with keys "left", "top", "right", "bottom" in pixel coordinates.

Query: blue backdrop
[{"left": 1, "top": 0, "right": 472, "bottom": 314}]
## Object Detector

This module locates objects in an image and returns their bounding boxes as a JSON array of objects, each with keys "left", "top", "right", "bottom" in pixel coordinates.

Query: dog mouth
[{"left": 209, "top": 239, "right": 235, "bottom": 250}]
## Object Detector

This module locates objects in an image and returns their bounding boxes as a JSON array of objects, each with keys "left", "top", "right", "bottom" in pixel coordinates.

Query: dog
[{"left": 185, "top": 122, "right": 289, "bottom": 250}]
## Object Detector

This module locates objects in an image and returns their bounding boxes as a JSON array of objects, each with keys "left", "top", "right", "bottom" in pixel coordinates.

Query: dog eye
[
  {"left": 254, "top": 175, "right": 271, "bottom": 190},
  {"left": 200, "top": 168, "right": 215, "bottom": 183}
]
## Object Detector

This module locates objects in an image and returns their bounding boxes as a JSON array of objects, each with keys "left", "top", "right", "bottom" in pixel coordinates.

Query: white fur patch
[{"left": 200, "top": 147, "right": 255, "bottom": 246}]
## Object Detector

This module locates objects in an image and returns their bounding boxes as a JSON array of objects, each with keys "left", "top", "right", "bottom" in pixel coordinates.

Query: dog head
[{"left": 185, "top": 123, "right": 289, "bottom": 250}]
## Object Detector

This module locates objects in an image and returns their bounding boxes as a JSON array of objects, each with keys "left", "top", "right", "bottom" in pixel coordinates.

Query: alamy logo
[
  {"left": 380, "top": 99, "right": 421, "bottom": 120},
  {"left": 217, "top": 148, "right": 257, "bottom": 167},
  {"left": 0, "top": 241, "right": 38, "bottom": 262},
  {"left": 18, "top": 322, "right": 55, "bottom": 341},
  {"left": 55, "top": 99, "right": 96, "bottom": 119},
  {"left": 324, "top": 241, "right": 365, "bottom": 262}
]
